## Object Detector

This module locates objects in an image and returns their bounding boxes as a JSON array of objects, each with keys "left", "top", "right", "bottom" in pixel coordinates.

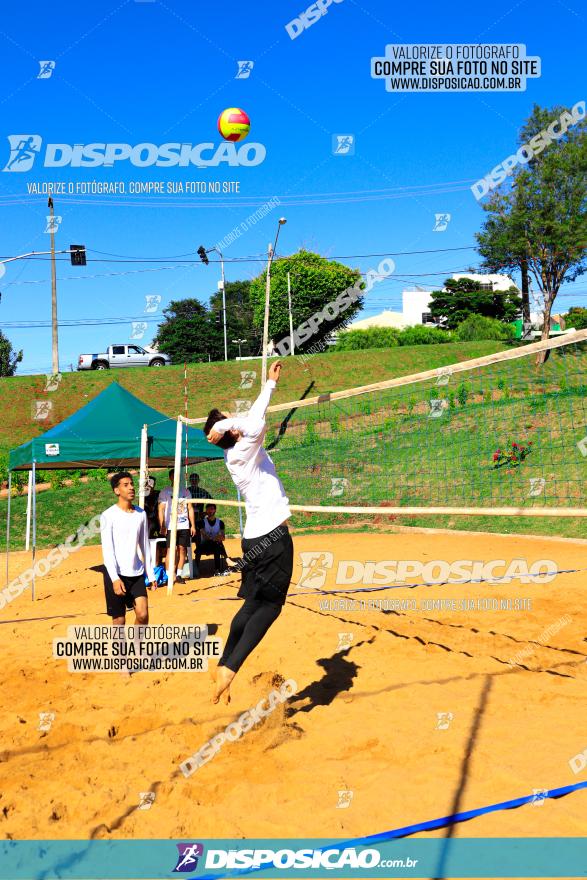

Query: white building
[
  {"left": 347, "top": 273, "right": 520, "bottom": 331},
  {"left": 345, "top": 310, "right": 405, "bottom": 332}
]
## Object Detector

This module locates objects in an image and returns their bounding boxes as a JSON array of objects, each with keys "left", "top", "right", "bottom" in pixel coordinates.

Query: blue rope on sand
[{"left": 199, "top": 780, "right": 587, "bottom": 880}]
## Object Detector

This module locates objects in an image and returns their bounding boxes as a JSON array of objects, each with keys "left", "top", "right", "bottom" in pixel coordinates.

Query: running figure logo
[
  {"left": 45, "top": 215, "right": 62, "bottom": 234},
  {"left": 4, "top": 135, "right": 42, "bottom": 172},
  {"left": 38, "top": 712, "right": 55, "bottom": 732},
  {"left": 37, "top": 60, "right": 56, "bottom": 79},
  {"left": 173, "top": 843, "right": 204, "bottom": 872},
  {"left": 435, "top": 711, "right": 454, "bottom": 730},
  {"left": 236, "top": 61, "right": 254, "bottom": 79},
  {"left": 239, "top": 370, "right": 256, "bottom": 389},
  {"left": 332, "top": 134, "right": 355, "bottom": 156},
  {"left": 44, "top": 373, "right": 62, "bottom": 392},
  {"left": 298, "top": 551, "right": 333, "bottom": 589},
  {"left": 433, "top": 213, "right": 451, "bottom": 232},
  {"left": 138, "top": 791, "right": 155, "bottom": 810},
  {"left": 234, "top": 399, "right": 252, "bottom": 415},
  {"left": 144, "top": 294, "right": 162, "bottom": 313},
  {"left": 336, "top": 788, "right": 354, "bottom": 809},
  {"left": 428, "top": 399, "right": 448, "bottom": 419},
  {"left": 32, "top": 400, "right": 53, "bottom": 421},
  {"left": 528, "top": 477, "right": 546, "bottom": 498},
  {"left": 336, "top": 632, "right": 354, "bottom": 652},
  {"left": 131, "top": 321, "right": 148, "bottom": 339}
]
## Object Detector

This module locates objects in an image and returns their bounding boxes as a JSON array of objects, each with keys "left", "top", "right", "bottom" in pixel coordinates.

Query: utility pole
[
  {"left": 261, "top": 218, "right": 287, "bottom": 385},
  {"left": 287, "top": 271, "right": 295, "bottom": 356},
  {"left": 198, "top": 244, "right": 227, "bottom": 361},
  {"left": 220, "top": 254, "right": 227, "bottom": 361},
  {"left": 48, "top": 197, "right": 59, "bottom": 374}
]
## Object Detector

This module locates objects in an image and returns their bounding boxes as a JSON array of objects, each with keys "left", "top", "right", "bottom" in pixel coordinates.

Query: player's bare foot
[{"left": 212, "top": 666, "right": 235, "bottom": 704}]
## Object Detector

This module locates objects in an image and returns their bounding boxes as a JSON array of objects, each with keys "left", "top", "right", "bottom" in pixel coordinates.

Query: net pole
[
  {"left": 261, "top": 242, "right": 272, "bottom": 386},
  {"left": 138, "top": 424, "right": 148, "bottom": 510},
  {"left": 183, "top": 362, "right": 189, "bottom": 488},
  {"left": 166, "top": 418, "right": 183, "bottom": 596},
  {"left": 25, "top": 471, "right": 32, "bottom": 551}
]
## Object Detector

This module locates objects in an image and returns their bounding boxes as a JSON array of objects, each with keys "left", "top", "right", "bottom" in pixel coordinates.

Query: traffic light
[
  {"left": 70, "top": 245, "right": 86, "bottom": 266},
  {"left": 197, "top": 245, "right": 209, "bottom": 265},
  {"left": 214, "top": 312, "right": 221, "bottom": 326}
]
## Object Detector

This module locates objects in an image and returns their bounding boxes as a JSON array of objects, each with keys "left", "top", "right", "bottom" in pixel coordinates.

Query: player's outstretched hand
[{"left": 268, "top": 361, "right": 282, "bottom": 383}]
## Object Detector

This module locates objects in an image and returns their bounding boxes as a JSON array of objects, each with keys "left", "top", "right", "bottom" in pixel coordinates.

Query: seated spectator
[
  {"left": 143, "top": 477, "right": 165, "bottom": 567},
  {"left": 189, "top": 472, "right": 212, "bottom": 518},
  {"left": 196, "top": 504, "right": 228, "bottom": 576}
]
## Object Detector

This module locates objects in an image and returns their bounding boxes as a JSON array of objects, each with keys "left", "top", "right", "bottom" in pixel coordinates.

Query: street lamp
[
  {"left": 261, "top": 217, "right": 287, "bottom": 384},
  {"left": 198, "top": 244, "right": 227, "bottom": 361},
  {"left": 232, "top": 338, "right": 246, "bottom": 359}
]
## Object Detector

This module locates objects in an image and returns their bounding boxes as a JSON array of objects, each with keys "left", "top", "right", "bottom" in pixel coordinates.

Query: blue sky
[{"left": 0, "top": 0, "right": 585, "bottom": 373}]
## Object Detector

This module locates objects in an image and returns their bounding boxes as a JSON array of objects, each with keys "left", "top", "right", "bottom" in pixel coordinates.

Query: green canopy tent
[{"left": 5, "top": 382, "right": 224, "bottom": 598}]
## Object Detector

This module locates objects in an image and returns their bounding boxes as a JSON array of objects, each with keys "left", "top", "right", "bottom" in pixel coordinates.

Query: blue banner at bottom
[{"left": 1, "top": 839, "right": 587, "bottom": 879}]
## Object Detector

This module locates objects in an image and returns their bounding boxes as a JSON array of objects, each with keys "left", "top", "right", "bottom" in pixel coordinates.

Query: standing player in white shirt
[
  {"left": 100, "top": 472, "right": 156, "bottom": 628},
  {"left": 204, "top": 361, "right": 293, "bottom": 704},
  {"left": 158, "top": 469, "right": 197, "bottom": 584}
]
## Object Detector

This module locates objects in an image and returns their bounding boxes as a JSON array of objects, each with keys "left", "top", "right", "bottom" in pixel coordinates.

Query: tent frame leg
[
  {"left": 25, "top": 471, "right": 33, "bottom": 551},
  {"left": 5, "top": 470, "right": 11, "bottom": 587},
  {"left": 31, "top": 460, "right": 36, "bottom": 602}
]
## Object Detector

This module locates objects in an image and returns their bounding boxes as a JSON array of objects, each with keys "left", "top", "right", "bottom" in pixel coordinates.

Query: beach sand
[{"left": 0, "top": 529, "right": 586, "bottom": 846}]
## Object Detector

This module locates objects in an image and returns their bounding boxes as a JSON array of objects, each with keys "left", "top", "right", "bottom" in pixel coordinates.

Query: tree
[
  {"left": 154, "top": 299, "right": 222, "bottom": 363},
  {"left": 428, "top": 277, "right": 521, "bottom": 329},
  {"left": 0, "top": 330, "right": 23, "bottom": 377},
  {"left": 563, "top": 306, "right": 587, "bottom": 330},
  {"left": 209, "top": 280, "right": 262, "bottom": 359},
  {"left": 476, "top": 102, "right": 587, "bottom": 343},
  {"left": 455, "top": 314, "right": 515, "bottom": 341},
  {"left": 249, "top": 250, "right": 363, "bottom": 354},
  {"left": 332, "top": 327, "right": 400, "bottom": 351}
]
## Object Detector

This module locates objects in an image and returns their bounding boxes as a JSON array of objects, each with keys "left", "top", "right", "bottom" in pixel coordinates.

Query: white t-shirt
[
  {"left": 213, "top": 380, "right": 291, "bottom": 539},
  {"left": 100, "top": 504, "right": 154, "bottom": 583},
  {"left": 158, "top": 486, "right": 191, "bottom": 530}
]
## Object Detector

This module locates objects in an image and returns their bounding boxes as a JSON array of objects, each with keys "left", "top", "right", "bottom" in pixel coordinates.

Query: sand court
[{"left": 0, "top": 528, "right": 586, "bottom": 843}]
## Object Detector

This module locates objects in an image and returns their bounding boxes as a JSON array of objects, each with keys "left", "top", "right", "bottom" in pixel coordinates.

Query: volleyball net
[
  {"left": 176, "top": 330, "right": 586, "bottom": 518},
  {"left": 165, "top": 329, "right": 587, "bottom": 592}
]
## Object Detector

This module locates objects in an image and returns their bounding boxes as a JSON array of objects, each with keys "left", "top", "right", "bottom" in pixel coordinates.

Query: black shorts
[
  {"left": 166, "top": 528, "right": 191, "bottom": 548},
  {"left": 104, "top": 572, "right": 148, "bottom": 618},
  {"left": 239, "top": 525, "right": 294, "bottom": 606}
]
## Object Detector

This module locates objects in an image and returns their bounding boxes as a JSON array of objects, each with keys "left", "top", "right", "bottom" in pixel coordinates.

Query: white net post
[{"left": 166, "top": 417, "right": 183, "bottom": 596}]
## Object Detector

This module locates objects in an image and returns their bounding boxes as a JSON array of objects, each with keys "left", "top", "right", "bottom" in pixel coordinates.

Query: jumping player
[
  {"left": 204, "top": 361, "right": 293, "bottom": 703},
  {"left": 100, "top": 472, "right": 156, "bottom": 628}
]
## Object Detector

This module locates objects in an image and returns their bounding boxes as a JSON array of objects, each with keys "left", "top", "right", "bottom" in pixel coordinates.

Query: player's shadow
[
  {"left": 266, "top": 381, "right": 315, "bottom": 450},
  {"left": 288, "top": 638, "right": 373, "bottom": 715},
  {"left": 433, "top": 674, "right": 493, "bottom": 879}
]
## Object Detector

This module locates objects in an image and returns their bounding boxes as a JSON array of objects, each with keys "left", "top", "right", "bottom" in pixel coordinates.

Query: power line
[{"left": 2, "top": 244, "right": 479, "bottom": 266}]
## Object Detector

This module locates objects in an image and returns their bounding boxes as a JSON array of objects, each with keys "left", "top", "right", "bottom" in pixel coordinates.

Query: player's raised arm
[{"left": 247, "top": 361, "right": 281, "bottom": 422}]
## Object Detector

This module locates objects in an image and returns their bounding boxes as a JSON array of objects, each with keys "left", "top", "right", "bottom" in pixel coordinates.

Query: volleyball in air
[{"left": 217, "top": 107, "right": 251, "bottom": 142}]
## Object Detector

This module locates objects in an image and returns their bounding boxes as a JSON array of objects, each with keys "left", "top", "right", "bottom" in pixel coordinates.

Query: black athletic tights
[{"left": 218, "top": 598, "right": 282, "bottom": 673}]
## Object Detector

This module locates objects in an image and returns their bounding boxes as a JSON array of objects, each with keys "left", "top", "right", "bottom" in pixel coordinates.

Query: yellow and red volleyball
[{"left": 217, "top": 107, "right": 251, "bottom": 142}]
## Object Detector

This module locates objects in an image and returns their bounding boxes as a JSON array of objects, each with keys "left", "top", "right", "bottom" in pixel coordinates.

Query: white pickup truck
[{"left": 77, "top": 344, "right": 171, "bottom": 370}]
